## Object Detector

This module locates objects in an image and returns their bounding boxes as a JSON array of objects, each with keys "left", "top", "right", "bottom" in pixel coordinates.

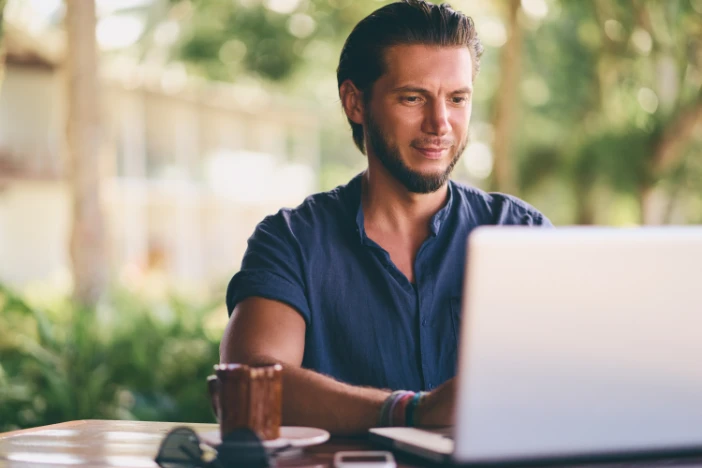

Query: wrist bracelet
[
  {"left": 405, "top": 391, "right": 427, "bottom": 427},
  {"left": 391, "top": 392, "right": 415, "bottom": 426},
  {"left": 378, "top": 390, "right": 408, "bottom": 426}
]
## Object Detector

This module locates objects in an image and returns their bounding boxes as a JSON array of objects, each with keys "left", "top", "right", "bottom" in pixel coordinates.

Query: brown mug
[{"left": 207, "top": 363, "right": 283, "bottom": 440}]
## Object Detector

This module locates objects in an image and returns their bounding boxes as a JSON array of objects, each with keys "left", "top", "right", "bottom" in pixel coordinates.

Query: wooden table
[{"left": 0, "top": 420, "right": 426, "bottom": 467}]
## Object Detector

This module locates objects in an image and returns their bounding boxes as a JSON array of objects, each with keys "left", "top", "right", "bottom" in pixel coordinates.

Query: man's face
[{"left": 364, "top": 44, "right": 473, "bottom": 194}]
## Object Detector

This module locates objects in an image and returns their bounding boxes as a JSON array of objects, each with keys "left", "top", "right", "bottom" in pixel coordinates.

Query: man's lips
[{"left": 414, "top": 146, "right": 450, "bottom": 159}]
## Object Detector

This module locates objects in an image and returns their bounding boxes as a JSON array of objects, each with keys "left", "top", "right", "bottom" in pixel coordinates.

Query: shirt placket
[{"left": 414, "top": 237, "right": 437, "bottom": 391}]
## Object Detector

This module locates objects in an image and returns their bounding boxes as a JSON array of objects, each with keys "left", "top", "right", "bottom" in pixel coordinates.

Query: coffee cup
[{"left": 207, "top": 363, "right": 283, "bottom": 440}]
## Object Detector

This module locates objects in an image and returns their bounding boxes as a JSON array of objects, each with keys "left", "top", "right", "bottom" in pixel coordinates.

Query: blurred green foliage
[
  {"left": 1, "top": 0, "right": 700, "bottom": 433},
  {"left": 173, "top": 0, "right": 378, "bottom": 81},
  {"left": 0, "top": 283, "right": 223, "bottom": 432},
  {"left": 512, "top": 0, "right": 702, "bottom": 224},
  {"left": 163, "top": 0, "right": 702, "bottom": 225},
  {"left": 0, "top": 0, "right": 6, "bottom": 39}
]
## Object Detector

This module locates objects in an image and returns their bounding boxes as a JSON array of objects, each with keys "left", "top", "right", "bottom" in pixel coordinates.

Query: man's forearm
[
  {"left": 279, "top": 364, "right": 389, "bottom": 435},
  {"left": 221, "top": 355, "right": 389, "bottom": 435},
  {"left": 219, "top": 299, "right": 392, "bottom": 435}
]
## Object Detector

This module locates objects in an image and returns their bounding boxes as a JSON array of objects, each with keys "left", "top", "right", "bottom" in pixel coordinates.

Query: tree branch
[
  {"left": 630, "top": 0, "right": 656, "bottom": 46},
  {"left": 652, "top": 88, "right": 702, "bottom": 173}
]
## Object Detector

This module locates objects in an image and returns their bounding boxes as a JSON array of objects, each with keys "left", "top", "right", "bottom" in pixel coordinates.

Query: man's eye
[
  {"left": 401, "top": 96, "right": 422, "bottom": 103},
  {"left": 451, "top": 96, "right": 469, "bottom": 105}
]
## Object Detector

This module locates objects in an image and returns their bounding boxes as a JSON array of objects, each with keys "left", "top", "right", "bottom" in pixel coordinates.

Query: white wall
[
  {"left": 0, "top": 66, "right": 320, "bottom": 290},
  {"left": 0, "top": 180, "right": 72, "bottom": 288},
  {"left": 0, "top": 64, "right": 65, "bottom": 177}
]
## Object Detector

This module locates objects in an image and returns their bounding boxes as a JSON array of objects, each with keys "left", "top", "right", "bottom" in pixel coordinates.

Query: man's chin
[
  {"left": 371, "top": 143, "right": 459, "bottom": 194},
  {"left": 412, "top": 168, "right": 449, "bottom": 180},
  {"left": 396, "top": 171, "right": 450, "bottom": 194},
  {"left": 408, "top": 155, "right": 457, "bottom": 174}
]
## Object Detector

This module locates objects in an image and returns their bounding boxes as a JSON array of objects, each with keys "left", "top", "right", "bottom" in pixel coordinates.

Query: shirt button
[{"left": 421, "top": 318, "right": 428, "bottom": 326}]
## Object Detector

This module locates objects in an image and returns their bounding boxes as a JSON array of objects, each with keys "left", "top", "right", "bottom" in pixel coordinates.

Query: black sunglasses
[{"left": 155, "top": 426, "right": 292, "bottom": 468}]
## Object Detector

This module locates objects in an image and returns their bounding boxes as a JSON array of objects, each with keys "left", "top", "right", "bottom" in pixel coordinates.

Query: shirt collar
[
  {"left": 429, "top": 180, "right": 454, "bottom": 237},
  {"left": 355, "top": 201, "right": 367, "bottom": 244},
  {"left": 352, "top": 175, "right": 455, "bottom": 242},
  {"left": 344, "top": 173, "right": 367, "bottom": 244}
]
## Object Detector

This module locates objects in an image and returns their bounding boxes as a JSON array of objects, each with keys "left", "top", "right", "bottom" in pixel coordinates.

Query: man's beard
[{"left": 365, "top": 111, "right": 468, "bottom": 194}]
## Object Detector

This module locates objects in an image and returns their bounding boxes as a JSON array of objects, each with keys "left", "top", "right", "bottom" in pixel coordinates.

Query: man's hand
[{"left": 415, "top": 378, "right": 457, "bottom": 427}]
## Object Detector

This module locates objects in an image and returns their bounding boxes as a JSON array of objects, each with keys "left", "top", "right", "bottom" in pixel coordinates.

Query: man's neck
[{"left": 361, "top": 162, "right": 449, "bottom": 239}]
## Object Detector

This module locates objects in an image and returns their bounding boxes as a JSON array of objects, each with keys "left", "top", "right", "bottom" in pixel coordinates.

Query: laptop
[{"left": 370, "top": 226, "right": 702, "bottom": 466}]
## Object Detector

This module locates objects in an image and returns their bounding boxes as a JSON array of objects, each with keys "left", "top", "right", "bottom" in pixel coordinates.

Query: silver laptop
[{"left": 370, "top": 226, "right": 702, "bottom": 466}]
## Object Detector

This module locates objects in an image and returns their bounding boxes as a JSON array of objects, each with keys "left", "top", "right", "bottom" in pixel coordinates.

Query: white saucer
[{"left": 199, "top": 426, "right": 330, "bottom": 450}]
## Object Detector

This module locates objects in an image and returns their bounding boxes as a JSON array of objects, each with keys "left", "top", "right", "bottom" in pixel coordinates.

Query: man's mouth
[{"left": 414, "top": 146, "right": 450, "bottom": 159}]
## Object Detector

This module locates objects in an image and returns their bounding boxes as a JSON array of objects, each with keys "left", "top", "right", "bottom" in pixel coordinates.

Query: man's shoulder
[
  {"left": 450, "top": 180, "right": 551, "bottom": 226},
  {"left": 258, "top": 176, "right": 359, "bottom": 235}
]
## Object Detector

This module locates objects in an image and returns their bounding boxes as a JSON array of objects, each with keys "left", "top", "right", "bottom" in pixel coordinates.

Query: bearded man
[{"left": 221, "top": 0, "right": 552, "bottom": 435}]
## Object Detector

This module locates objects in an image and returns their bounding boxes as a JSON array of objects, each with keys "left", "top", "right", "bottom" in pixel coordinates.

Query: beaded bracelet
[
  {"left": 391, "top": 392, "right": 415, "bottom": 426},
  {"left": 405, "top": 391, "right": 427, "bottom": 427},
  {"left": 378, "top": 390, "right": 413, "bottom": 427},
  {"left": 378, "top": 390, "right": 428, "bottom": 427}
]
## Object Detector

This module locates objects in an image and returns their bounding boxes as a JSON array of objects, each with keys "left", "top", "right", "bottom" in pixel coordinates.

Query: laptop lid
[{"left": 452, "top": 226, "right": 702, "bottom": 465}]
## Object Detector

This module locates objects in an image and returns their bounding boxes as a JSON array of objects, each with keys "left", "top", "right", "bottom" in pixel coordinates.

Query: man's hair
[{"left": 337, "top": 0, "right": 484, "bottom": 154}]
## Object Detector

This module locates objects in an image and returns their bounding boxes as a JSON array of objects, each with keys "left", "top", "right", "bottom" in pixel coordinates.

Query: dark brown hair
[{"left": 337, "top": 0, "right": 484, "bottom": 154}]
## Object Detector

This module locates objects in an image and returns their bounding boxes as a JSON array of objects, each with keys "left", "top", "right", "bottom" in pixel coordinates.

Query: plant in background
[
  {"left": 0, "top": 284, "right": 119, "bottom": 430},
  {"left": 0, "top": 283, "right": 224, "bottom": 432}
]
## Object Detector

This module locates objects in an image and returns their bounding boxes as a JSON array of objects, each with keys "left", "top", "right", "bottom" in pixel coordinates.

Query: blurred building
[{"left": 0, "top": 18, "right": 320, "bottom": 292}]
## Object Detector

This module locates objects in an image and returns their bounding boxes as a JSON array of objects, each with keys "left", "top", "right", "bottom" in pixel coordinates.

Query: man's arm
[{"left": 220, "top": 296, "right": 391, "bottom": 435}]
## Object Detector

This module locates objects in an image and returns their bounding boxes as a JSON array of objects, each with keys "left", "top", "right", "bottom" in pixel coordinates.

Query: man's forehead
[{"left": 378, "top": 44, "right": 474, "bottom": 89}]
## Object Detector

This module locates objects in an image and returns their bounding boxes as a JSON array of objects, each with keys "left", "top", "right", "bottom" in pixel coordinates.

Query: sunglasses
[{"left": 155, "top": 427, "right": 292, "bottom": 468}]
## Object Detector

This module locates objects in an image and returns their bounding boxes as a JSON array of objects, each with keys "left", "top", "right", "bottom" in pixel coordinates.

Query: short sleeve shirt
[{"left": 227, "top": 174, "right": 552, "bottom": 391}]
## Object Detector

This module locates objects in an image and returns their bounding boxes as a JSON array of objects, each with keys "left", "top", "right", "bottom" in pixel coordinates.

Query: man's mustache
[{"left": 411, "top": 138, "right": 455, "bottom": 148}]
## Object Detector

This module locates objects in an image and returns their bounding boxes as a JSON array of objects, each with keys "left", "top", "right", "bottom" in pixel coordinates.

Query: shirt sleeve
[
  {"left": 226, "top": 211, "right": 311, "bottom": 325},
  {"left": 492, "top": 195, "right": 554, "bottom": 227},
  {"left": 527, "top": 209, "right": 554, "bottom": 227},
  {"left": 536, "top": 214, "right": 554, "bottom": 227}
]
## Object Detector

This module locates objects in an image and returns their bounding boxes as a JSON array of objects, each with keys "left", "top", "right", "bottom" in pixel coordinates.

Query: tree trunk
[
  {"left": 0, "top": 0, "right": 7, "bottom": 86},
  {"left": 65, "top": 0, "right": 107, "bottom": 308},
  {"left": 575, "top": 192, "right": 596, "bottom": 225},
  {"left": 639, "top": 184, "right": 657, "bottom": 225},
  {"left": 651, "top": 96, "right": 702, "bottom": 174},
  {"left": 490, "top": 0, "right": 522, "bottom": 194},
  {"left": 641, "top": 91, "right": 702, "bottom": 224}
]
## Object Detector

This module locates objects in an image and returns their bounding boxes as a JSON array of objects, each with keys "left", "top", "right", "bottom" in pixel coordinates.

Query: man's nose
[{"left": 422, "top": 100, "right": 451, "bottom": 136}]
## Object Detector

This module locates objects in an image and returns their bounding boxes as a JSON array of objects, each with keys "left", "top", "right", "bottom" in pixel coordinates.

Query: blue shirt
[{"left": 227, "top": 174, "right": 552, "bottom": 391}]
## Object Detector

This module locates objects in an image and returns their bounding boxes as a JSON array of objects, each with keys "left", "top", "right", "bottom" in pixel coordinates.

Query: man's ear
[{"left": 339, "top": 80, "right": 365, "bottom": 125}]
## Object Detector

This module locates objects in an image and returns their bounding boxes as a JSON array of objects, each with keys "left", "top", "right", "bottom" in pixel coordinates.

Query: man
[{"left": 221, "top": 0, "right": 551, "bottom": 435}]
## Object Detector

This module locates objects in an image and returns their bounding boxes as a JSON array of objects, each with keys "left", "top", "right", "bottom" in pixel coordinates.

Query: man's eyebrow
[
  {"left": 391, "top": 86, "right": 430, "bottom": 94},
  {"left": 390, "top": 85, "right": 473, "bottom": 94}
]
